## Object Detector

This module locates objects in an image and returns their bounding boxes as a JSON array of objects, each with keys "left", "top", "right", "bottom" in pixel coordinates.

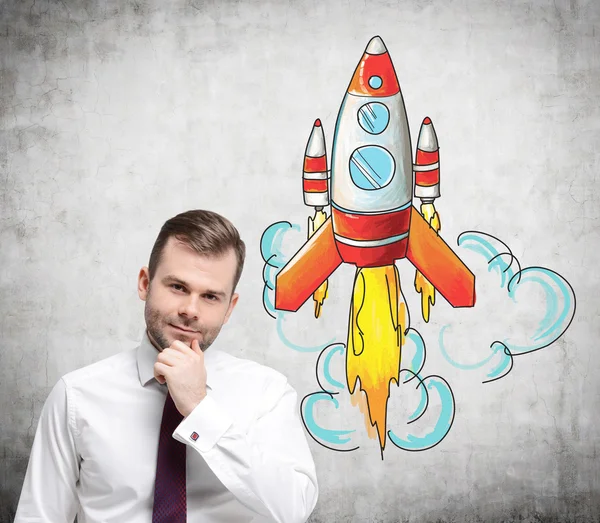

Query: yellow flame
[
  {"left": 414, "top": 203, "right": 441, "bottom": 323},
  {"left": 308, "top": 209, "right": 329, "bottom": 318},
  {"left": 346, "top": 265, "right": 408, "bottom": 451}
]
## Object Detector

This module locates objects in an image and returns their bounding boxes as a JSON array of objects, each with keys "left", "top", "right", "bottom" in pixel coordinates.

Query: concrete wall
[{"left": 1, "top": 0, "right": 598, "bottom": 521}]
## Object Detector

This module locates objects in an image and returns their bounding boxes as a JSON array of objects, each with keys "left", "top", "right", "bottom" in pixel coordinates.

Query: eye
[
  {"left": 204, "top": 294, "right": 219, "bottom": 302},
  {"left": 170, "top": 283, "right": 185, "bottom": 292}
]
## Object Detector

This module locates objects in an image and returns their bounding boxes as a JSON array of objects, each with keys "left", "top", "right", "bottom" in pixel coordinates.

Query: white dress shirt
[{"left": 14, "top": 332, "right": 318, "bottom": 522}]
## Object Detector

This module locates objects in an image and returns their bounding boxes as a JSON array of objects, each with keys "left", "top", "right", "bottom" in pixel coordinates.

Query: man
[{"left": 14, "top": 210, "right": 319, "bottom": 522}]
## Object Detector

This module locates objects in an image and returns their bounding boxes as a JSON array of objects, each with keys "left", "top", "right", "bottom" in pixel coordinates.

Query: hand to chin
[{"left": 153, "top": 338, "right": 208, "bottom": 417}]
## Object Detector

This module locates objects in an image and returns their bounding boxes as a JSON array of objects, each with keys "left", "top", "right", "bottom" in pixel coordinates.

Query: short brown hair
[{"left": 148, "top": 210, "right": 246, "bottom": 293}]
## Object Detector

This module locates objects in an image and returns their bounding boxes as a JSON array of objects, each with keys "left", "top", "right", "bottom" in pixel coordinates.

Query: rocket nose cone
[{"left": 365, "top": 36, "right": 387, "bottom": 55}]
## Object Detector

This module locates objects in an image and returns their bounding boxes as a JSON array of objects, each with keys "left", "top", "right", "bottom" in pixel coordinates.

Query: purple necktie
[{"left": 152, "top": 392, "right": 187, "bottom": 522}]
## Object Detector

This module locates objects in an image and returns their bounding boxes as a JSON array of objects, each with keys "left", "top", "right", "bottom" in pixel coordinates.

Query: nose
[{"left": 178, "top": 295, "right": 201, "bottom": 321}]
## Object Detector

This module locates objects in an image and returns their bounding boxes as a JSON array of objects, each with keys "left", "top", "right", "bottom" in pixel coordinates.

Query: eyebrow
[{"left": 161, "top": 275, "right": 228, "bottom": 298}]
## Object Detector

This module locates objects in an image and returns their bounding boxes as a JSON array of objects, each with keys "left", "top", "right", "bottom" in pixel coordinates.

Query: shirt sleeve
[
  {"left": 14, "top": 378, "right": 81, "bottom": 523},
  {"left": 173, "top": 378, "right": 319, "bottom": 523}
]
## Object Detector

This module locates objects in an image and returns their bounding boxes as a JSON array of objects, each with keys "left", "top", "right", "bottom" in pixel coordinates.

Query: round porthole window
[
  {"left": 357, "top": 102, "right": 390, "bottom": 135},
  {"left": 368, "top": 75, "right": 383, "bottom": 89},
  {"left": 349, "top": 145, "right": 395, "bottom": 190}
]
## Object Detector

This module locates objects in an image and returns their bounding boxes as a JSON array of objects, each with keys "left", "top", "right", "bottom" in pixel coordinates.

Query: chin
[{"left": 171, "top": 328, "right": 203, "bottom": 345}]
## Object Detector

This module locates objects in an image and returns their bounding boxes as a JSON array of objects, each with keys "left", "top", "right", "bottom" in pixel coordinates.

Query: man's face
[{"left": 137, "top": 237, "right": 239, "bottom": 352}]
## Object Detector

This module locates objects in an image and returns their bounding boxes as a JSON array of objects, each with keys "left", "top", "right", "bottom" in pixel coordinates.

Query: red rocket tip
[
  {"left": 423, "top": 117, "right": 431, "bottom": 125},
  {"left": 314, "top": 119, "right": 321, "bottom": 127},
  {"left": 347, "top": 38, "right": 400, "bottom": 97}
]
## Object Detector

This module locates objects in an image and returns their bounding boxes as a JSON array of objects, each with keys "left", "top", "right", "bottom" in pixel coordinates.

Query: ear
[
  {"left": 223, "top": 293, "right": 239, "bottom": 325},
  {"left": 137, "top": 267, "right": 151, "bottom": 301}
]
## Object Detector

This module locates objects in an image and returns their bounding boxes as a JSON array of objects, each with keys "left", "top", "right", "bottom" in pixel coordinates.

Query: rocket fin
[
  {"left": 406, "top": 206, "right": 475, "bottom": 307},
  {"left": 275, "top": 217, "right": 343, "bottom": 312}
]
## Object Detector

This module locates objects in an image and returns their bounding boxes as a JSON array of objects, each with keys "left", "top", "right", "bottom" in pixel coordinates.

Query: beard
[{"left": 144, "top": 293, "right": 223, "bottom": 353}]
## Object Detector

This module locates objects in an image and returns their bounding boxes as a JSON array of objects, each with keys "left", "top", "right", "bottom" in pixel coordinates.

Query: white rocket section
[{"left": 330, "top": 92, "right": 413, "bottom": 214}]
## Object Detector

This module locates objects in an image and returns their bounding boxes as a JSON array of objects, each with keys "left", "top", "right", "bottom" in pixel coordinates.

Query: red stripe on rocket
[{"left": 276, "top": 36, "right": 475, "bottom": 312}]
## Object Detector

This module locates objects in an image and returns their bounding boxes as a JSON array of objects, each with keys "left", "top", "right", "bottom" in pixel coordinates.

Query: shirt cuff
[{"left": 172, "top": 395, "right": 233, "bottom": 452}]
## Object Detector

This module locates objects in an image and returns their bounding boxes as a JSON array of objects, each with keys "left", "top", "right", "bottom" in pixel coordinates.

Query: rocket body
[{"left": 330, "top": 37, "right": 413, "bottom": 267}]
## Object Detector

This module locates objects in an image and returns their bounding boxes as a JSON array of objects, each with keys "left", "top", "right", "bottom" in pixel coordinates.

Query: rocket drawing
[
  {"left": 271, "top": 35, "right": 476, "bottom": 453},
  {"left": 275, "top": 36, "right": 475, "bottom": 313}
]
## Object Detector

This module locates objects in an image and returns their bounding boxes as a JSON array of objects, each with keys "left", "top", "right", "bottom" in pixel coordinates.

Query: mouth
[{"left": 169, "top": 324, "right": 200, "bottom": 334}]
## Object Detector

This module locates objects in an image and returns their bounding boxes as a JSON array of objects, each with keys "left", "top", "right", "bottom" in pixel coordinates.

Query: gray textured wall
[{"left": 1, "top": 0, "right": 599, "bottom": 521}]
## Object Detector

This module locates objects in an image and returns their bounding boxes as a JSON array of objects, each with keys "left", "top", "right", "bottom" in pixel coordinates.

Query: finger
[
  {"left": 170, "top": 340, "right": 197, "bottom": 357},
  {"left": 154, "top": 362, "right": 170, "bottom": 384},
  {"left": 157, "top": 348, "right": 186, "bottom": 365},
  {"left": 191, "top": 339, "right": 203, "bottom": 355}
]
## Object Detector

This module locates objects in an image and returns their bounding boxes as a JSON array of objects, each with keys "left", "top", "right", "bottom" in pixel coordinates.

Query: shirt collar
[{"left": 136, "top": 331, "right": 215, "bottom": 389}]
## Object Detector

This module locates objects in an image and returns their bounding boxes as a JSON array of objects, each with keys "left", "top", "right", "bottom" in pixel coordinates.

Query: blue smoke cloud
[{"left": 439, "top": 231, "right": 576, "bottom": 383}]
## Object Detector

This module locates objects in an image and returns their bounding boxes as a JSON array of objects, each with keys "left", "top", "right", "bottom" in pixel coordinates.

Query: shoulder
[
  {"left": 39, "top": 348, "right": 138, "bottom": 429},
  {"left": 60, "top": 346, "right": 138, "bottom": 390}
]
